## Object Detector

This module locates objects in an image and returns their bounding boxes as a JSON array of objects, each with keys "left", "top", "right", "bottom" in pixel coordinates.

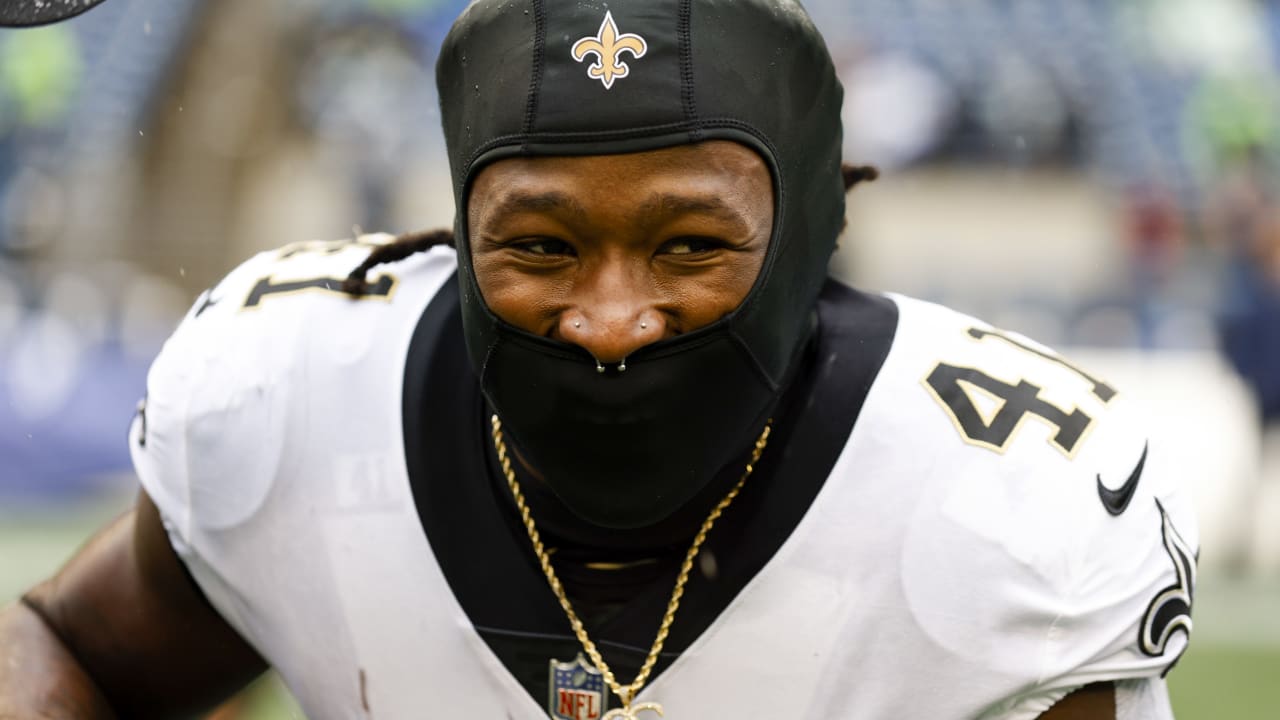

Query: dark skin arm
[
  {"left": 1038, "top": 682, "right": 1116, "bottom": 719},
  {"left": 0, "top": 490, "right": 266, "bottom": 719}
]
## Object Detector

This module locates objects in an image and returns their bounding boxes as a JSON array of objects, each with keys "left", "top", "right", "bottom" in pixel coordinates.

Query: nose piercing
[
  {"left": 574, "top": 321, "right": 582, "bottom": 329},
  {"left": 594, "top": 358, "right": 627, "bottom": 373},
  {"left": 640, "top": 321, "right": 647, "bottom": 329}
]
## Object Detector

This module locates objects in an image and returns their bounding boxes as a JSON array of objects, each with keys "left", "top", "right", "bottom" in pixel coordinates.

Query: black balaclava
[{"left": 438, "top": 0, "right": 845, "bottom": 529}]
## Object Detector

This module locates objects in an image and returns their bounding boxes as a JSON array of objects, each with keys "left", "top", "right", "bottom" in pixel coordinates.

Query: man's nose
[{"left": 558, "top": 302, "right": 666, "bottom": 366}]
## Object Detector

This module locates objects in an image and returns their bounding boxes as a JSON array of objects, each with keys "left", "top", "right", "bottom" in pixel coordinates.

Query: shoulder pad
[
  {"left": 881, "top": 295, "right": 1197, "bottom": 684},
  {"left": 132, "top": 234, "right": 457, "bottom": 536}
]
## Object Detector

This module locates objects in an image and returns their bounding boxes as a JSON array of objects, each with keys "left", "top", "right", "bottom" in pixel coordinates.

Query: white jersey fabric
[{"left": 131, "top": 239, "right": 1197, "bottom": 719}]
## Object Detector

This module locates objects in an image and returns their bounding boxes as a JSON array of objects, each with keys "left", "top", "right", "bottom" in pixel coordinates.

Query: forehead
[
  {"left": 467, "top": 140, "right": 772, "bottom": 206},
  {"left": 468, "top": 139, "right": 773, "bottom": 222}
]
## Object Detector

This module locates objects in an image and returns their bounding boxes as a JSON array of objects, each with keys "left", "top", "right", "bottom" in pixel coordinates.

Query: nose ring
[{"left": 594, "top": 357, "right": 628, "bottom": 373}]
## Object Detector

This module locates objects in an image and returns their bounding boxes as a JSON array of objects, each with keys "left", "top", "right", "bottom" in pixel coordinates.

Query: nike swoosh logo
[{"left": 1097, "top": 441, "right": 1148, "bottom": 516}]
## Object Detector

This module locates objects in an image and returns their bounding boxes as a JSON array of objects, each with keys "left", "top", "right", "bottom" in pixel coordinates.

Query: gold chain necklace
[{"left": 489, "top": 414, "right": 772, "bottom": 719}]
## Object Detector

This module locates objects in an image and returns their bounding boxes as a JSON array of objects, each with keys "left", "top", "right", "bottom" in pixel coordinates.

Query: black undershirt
[{"left": 402, "top": 275, "right": 898, "bottom": 709}]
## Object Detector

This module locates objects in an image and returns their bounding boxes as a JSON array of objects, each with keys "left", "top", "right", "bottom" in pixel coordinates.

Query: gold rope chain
[{"left": 490, "top": 415, "right": 773, "bottom": 719}]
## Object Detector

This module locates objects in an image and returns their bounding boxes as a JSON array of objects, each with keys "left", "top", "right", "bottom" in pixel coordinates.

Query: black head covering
[{"left": 438, "top": 0, "right": 844, "bottom": 528}]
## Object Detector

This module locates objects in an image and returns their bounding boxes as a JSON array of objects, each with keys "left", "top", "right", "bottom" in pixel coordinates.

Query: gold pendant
[{"left": 602, "top": 702, "right": 664, "bottom": 719}]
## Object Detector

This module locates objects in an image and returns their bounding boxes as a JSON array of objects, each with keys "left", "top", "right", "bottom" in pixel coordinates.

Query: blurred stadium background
[{"left": 1, "top": 0, "right": 1279, "bottom": 716}]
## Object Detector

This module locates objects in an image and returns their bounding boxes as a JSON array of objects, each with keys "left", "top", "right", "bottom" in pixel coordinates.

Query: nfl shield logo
[{"left": 549, "top": 653, "right": 608, "bottom": 720}]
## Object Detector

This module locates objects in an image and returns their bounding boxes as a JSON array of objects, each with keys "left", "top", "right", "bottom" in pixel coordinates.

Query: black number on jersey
[
  {"left": 243, "top": 274, "right": 394, "bottom": 309},
  {"left": 966, "top": 328, "right": 1116, "bottom": 403},
  {"left": 238, "top": 236, "right": 398, "bottom": 310},
  {"left": 925, "top": 364, "right": 1092, "bottom": 455},
  {"left": 1141, "top": 499, "right": 1195, "bottom": 674},
  {"left": 925, "top": 327, "right": 1111, "bottom": 456}
]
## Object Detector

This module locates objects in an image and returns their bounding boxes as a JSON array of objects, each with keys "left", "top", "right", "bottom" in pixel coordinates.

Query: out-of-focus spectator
[
  {"left": 1211, "top": 148, "right": 1280, "bottom": 423},
  {"left": 1123, "top": 184, "right": 1187, "bottom": 349},
  {"left": 0, "top": 26, "right": 81, "bottom": 130},
  {"left": 0, "top": 25, "right": 82, "bottom": 253},
  {"left": 840, "top": 50, "right": 957, "bottom": 171}
]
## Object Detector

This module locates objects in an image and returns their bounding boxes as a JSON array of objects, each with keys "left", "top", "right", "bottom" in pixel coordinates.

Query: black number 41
[{"left": 924, "top": 328, "right": 1115, "bottom": 457}]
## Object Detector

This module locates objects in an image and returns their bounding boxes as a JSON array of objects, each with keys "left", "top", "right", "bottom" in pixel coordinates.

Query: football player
[{"left": 0, "top": 1, "right": 1196, "bottom": 718}]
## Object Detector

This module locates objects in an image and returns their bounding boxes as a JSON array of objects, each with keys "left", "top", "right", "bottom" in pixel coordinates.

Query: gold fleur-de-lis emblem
[{"left": 570, "top": 11, "right": 648, "bottom": 90}]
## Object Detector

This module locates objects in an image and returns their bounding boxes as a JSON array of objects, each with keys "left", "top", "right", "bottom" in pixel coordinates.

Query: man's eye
[
  {"left": 660, "top": 237, "right": 722, "bottom": 256},
  {"left": 513, "top": 238, "right": 575, "bottom": 256}
]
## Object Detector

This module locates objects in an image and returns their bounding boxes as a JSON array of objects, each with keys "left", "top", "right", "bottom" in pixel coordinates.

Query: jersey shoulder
[
  {"left": 131, "top": 234, "right": 457, "bottom": 535},
  {"left": 877, "top": 293, "right": 1196, "bottom": 542},
  {"left": 864, "top": 295, "right": 1197, "bottom": 695},
  {"left": 882, "top": 294, "right": 1141, "bottom": 475},
  {"left": 184, "top": 234, "right": 456, "bottom": 335}
]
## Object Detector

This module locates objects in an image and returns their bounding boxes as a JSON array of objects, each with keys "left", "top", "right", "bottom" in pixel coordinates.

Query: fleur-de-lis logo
[{"left": 570, "top": 11, "right": 648, "bottom": 90}]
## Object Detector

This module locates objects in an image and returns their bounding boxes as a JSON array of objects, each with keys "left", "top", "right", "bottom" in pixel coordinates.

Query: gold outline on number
[
  {"left": 964, "top": 326, "right": 1118, "bottom": 404},
  {"left": 920, "top": 362, "right": 1094, "bottom": 460},
  {"left": 239, "top": 273, "right": 399, "bottom": 312}
]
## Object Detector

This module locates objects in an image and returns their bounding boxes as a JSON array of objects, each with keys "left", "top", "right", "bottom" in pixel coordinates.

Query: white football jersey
[{"left": 131, "top": 239, "right": 1196, "bottom": 719}]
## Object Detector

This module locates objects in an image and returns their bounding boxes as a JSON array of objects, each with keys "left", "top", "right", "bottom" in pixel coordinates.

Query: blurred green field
[
  {"left": 2, "top": 493, "right": 1278, "bottom": 719},
  {"left": 1170, "top": 646, "right": 1280, "bottom": 719}
]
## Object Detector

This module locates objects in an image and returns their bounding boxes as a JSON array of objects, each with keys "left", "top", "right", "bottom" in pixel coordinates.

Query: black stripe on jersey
[{"left": 402, "top": 276, "right": 898, "bottom": 708}]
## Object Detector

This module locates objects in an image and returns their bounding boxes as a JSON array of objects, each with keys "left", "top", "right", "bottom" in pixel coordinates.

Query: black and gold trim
[
  {"left": 238, "top": 237, "right": 401, "bottom": 310},
  {"left": 966, "top": 328, "right": 1117, "bottom": 403},
  {"left": 242, "top": 274, "right": 397, "bottom": 310},
  {"left": 1140, "top": 499, "right": 1195, "bottom": 675}
]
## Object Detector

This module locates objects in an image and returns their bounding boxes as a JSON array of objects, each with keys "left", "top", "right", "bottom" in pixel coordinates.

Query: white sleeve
[
  {"left": 1116, "top": 678, "right": 1176, "bottom": 720},
  {"left": 129, "top": 249, "right": 295, "bottom": 548},
  {"left": 986, "top": 676, "right": 1175, "bottom": 720},
  {"left": 986, "top": 429, "right": 1198, "bottom": 720},
  {"left": 891, "top": 301, "right": 1199, "bottom": 720},
  {"left": 129, "top": 301, "right": 203, "bottom": 545}
]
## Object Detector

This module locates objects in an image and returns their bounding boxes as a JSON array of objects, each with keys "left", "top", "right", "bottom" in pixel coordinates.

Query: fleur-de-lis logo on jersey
[{"left": 571, "top": 11, "right": 648, "bottom": 90}]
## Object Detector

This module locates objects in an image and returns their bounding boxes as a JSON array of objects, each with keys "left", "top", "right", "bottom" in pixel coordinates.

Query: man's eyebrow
[
  {"left": 488, "top": 190, "right": 587, "bottom": 218},
  {"left": 645, "top": 192, "right": 737, "bottom": 213},
  {"left": 638, "top": 193, "right": 752, "bottom": 227}
]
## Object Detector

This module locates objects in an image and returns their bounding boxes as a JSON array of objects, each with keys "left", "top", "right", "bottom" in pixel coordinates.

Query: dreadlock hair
[
  {"left": 343, "top": 163, "right": 877, "bottom": 295},
  {"left": 343, "top": 228, "right": 455, "bottom": 296},
  {"left": 842, "top": 163, "right": 879, "bottom": 190}
]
